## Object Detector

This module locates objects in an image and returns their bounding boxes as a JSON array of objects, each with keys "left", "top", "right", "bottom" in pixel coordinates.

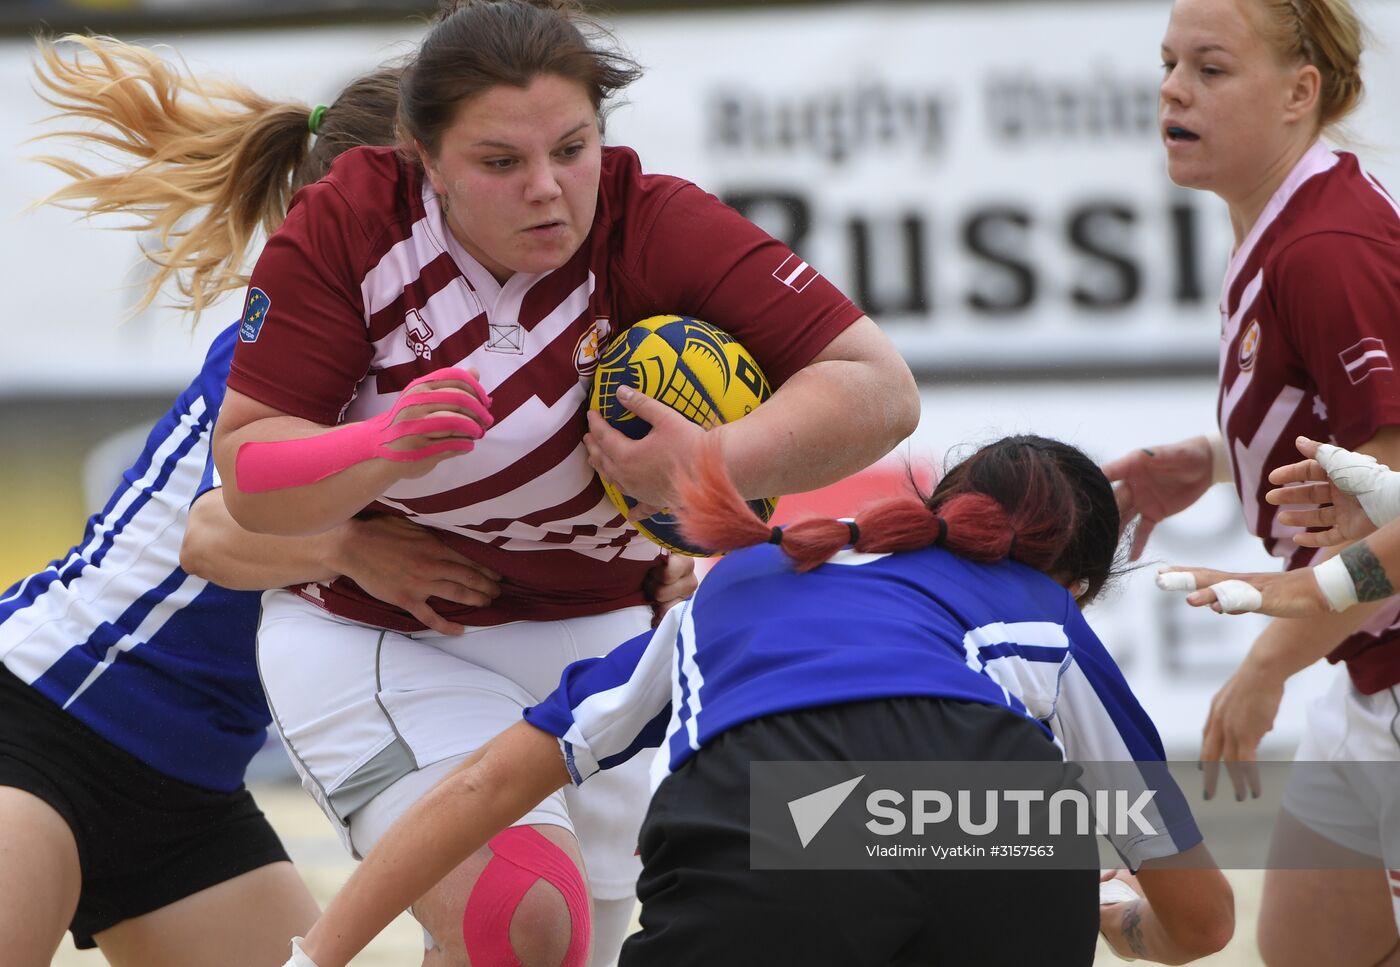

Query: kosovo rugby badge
[{"left": 240, "top": 287, "right": 271, "bottom": 342}]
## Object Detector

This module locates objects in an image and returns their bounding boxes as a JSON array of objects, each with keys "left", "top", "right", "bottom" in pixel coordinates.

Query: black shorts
[
  {"left": 621, "top": 697, "right": 1100, "bottom": 967},
  {"left": 0, "top": 664, "right": 289, "bottom": 948}
]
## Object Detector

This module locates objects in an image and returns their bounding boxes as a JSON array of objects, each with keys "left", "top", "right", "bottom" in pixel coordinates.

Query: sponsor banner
[
  {"left": 751, "top": 759, "right": 1400, "bottom": 871},
  {"left": 6, "top": 4, "right": 1400, "bottom": 386}
]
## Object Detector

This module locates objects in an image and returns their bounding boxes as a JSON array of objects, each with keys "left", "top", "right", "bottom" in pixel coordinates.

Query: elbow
[
  {"left": 178, "top": 532, "right": 214, "bottom": 581},
  {"left": 1168, "top": 887, "right": 1236, "bottom": 961},
  {"left": 879, "top": 357, "right": 921, "bottom": 449},
  {"left": 1179, "top": 915, "right": 1234, "bottom": 961},
  {"left": 179, "top": 500, "right": 221, "bottom": 581}
]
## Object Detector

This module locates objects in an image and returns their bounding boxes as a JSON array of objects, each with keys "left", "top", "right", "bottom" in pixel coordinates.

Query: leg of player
[
  {"left": 1258, "top": 813, "right": 1400, "bottom": 967},
  {"left": 412, "top": 823, "right": 591, "bottom": 967},
  {"left": 0, "top": 787, "right": 81, "bottom": 967},
  {"left": 92, "top": 862, "right": 320, "bottom": 967}
]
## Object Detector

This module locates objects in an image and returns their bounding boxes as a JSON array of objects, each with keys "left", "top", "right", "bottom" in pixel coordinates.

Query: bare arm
[
  {"left": 1100, "top": 847, "right": 1235, "bottom": 963},
  {"left": 180, "top": 490, "right": 501, "bottom": 635},
  {"left": 299, "top": 721, "right": 570, "bottom": 967},
  {"left": 213, "top": 373, "right": 488, "bottom": 536},
  {"left": 181, "top": 489, "right": 341, "bottom": 589},
  {"left": 716, "top": 316, "right": 919, "bottom": 498},
  {"left": 583, "top": 316, "right": 919, "bottom": 510},
  {"left": 1102, "top": 434, "right": 1227, "bottom": 560},
  {"left": 1195, "top": 426, "right": 1400, "bottom": 798}
]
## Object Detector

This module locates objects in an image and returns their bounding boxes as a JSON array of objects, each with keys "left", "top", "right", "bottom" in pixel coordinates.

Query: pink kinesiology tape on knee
[
  {"left": 463, "top": 826, "right": 592, "bottom": 967},
  {"left": 235, "top": 368, "right": 493, "bottom": 493}
]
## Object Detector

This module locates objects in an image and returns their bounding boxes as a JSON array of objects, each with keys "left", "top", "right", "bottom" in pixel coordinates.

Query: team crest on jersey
[
  {"left": 239, "top": 287, "right": 270, "bottom": 342},
  {"left": 406, "top": 309, "right": 434, "bottom": 361},
  {"left": 574, "top": 318, "right": 610, "bottom": 376},
  {"left": 1237, "top": 320, "right": 1261, "bottom": 371}
]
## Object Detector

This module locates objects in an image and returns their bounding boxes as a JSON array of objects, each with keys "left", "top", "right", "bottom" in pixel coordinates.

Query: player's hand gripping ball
[{"left": 590, "top": 315, "right": 778, "bottom": 556}]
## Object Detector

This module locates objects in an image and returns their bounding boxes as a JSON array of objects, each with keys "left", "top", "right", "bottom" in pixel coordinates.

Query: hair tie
[
  {"left": 933, "top": 515, "right": 948, "bottom": 546},
  {"left": 767, "top": 526, "right": 784, "bottom": 546},
  {"left": 845, "top": 520, "right": 860, "bottom": 547},
  {"left": 308, "top": 104, "right": 329, "bottom": 135}
]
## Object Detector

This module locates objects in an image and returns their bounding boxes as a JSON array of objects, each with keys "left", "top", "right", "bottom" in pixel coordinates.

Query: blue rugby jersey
[
  {"left": 524, "top": 543, "right": 1201, "bottom": 868},
  {"left": 0, "top": 324, "right": 268, "bottom": 792}
]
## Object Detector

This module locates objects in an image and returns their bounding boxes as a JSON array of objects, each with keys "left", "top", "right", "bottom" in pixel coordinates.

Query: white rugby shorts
[
  {"left": 256, "top": 589, "right": 652, "bottom": 900},
  {"left": 1282, "top": 665, "right": 1400, "bottom": 929}
]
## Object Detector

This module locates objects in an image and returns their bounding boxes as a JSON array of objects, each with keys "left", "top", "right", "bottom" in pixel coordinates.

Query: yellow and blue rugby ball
[{"left": 590, "top": 315, "right": 778, "bottom": 556}]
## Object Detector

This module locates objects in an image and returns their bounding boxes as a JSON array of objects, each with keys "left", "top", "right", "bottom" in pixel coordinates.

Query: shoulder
[
  {"left": 595, "top": 145, "right": 718, "bottom": 241},
  {"left": 597, "top": 145, "right": 693, "bottom": 211},
  {"left": 284, "top": 146, "right": 423, "bottom": 252},
  {"left": 1270, "top": 152, "right": 1400, "bottom": 264}
]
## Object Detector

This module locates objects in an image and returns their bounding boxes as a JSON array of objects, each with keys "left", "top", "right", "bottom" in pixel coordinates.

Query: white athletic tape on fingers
[
  {"left": 1100, "top": 878, "right": 1139, "bottom": 905},
  {"left": 1314, "top": 444, "right": 1400, "bottom": 528},
  {"left": 1155, "top": 571, "right": 1197, "bottom": 592},
  {"left": 286, "top": 938, "right": 322, "bottom": 967},
  {"left": 1210, "top": 580, "right": 1264, "bottom": 614},
  {"left": 1312, "top": 555, "right": 1359, "bottom": 613}
]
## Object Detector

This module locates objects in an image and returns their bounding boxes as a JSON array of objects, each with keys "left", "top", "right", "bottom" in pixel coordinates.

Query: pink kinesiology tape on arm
[{"left": 235, "top": 368, "right": 493, "bottom": 493}]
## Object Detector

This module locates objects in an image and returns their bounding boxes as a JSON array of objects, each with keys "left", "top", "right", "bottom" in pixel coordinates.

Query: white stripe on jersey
[
  {"left": 677, "top": 599, "right": 706, "bottom": 753},
  {"left": 653, "top": 603, "right": 693, "bottom": 792},
  {"left": 62, "top": 570, "right": 208, "bottom": 708},
  {"left": 360, "top": 196, "right": 468, "bottom": 317},
  {"left": 1220, "top": 269, "right": 1264, "bottom": 365},
  {"left": 1360, "top": 169, "right": 1400, "bottom": 221},
  {"left": 378, "top": 384, "right": 591, "bottom": 501},
  {"left": 1221, "top": 143, "right": 1340, "bottom": 304},
  {"left": 962, "top": 621, "right": 1068, "bottom": 674},
  {"left": 1050, "top": 663, "right": 1177, "bottom": 861},
  {"left": 369, "top": 276, "right": 483, "bottom": 369},
  {"left": 559, "top": 615, "right": 675, "bottom": 783},
  {"left": 962, "top": 621, "right": 1072, "bottom": 750},
  {"left": 0, "top": 402, "right": 208, "bottom": 685},
  {"left": 1229, "top": 384, "right": 1310, "bottom": 545}
]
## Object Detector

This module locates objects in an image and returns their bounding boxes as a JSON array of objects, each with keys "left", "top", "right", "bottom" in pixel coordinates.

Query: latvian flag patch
[
  {"left": 1339, "top": 337, "right": 1394, "bottom": 385},
  {"left": 773, "top": 254, "right": 819, "bottom": 293}
]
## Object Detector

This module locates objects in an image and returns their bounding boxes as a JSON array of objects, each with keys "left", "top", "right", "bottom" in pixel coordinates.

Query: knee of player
[
  {"left": 461, "top": 827, "right": 592, "bottom": 967},
  {"left": 508, "top": 878, "right": 589, "bottom": 967}
]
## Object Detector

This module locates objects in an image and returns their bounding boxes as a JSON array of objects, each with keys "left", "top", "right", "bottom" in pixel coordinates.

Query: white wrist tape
[
  {"left": 1205, "top": 432, "right": 1233, "bottom": 485},
  {"left": 285, "top": 938, "right": 322, "bottom": 967},
  {"left": 1312, "top": 555, "right": 1359, "bottom": 613},
  {"left": 1315, "top": 444, "right": 1400, "bottom": 528}
]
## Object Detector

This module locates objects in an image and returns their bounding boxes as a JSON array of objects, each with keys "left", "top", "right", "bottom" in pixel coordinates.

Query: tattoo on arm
[
  {"left": 1122, "top": 901, "right": 1149, "bottom": 958},
  {"left": 1342, "top": 541, "right": 1395, "bottom": 603}
]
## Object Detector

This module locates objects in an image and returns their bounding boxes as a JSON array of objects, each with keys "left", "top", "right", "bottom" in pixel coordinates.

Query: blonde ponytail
[{"left": 31, "top": 35, "right": 315, "bottom": 321}]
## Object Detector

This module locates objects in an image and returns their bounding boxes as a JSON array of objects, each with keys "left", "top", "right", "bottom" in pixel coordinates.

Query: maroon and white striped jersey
[
  {"left": 1217, "top": 142, "right": 1400, "bottom": 692},
  {"left": 228, "top": 146, "right": 862, "bottom": 631}
]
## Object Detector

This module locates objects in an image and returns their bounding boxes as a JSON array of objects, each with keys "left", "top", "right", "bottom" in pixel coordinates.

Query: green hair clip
[{"left": 308, "top": 104, "right": 329, "bottom": 135}]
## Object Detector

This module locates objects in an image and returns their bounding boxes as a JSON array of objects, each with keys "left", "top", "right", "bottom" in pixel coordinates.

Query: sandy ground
[{"left": 46, "top": 781, "right": 1267, "bottom": 967}]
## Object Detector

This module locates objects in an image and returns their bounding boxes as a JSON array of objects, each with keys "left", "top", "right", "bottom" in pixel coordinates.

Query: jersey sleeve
[
  {"left": 1052, "top": 609, "right": 1202, "bottom": 870},
  {"left": 1273, "top": 231, "right": 1400, "bottom": 448},
  {"left": 194, "top": 324, "right": 238, "bottom": 502},
  {"left": 616, "top": 184, "right": 864, "bottom": 387},
  {"left": 522, "top": 609, "right": 677, "bottom": 785},
  {"left": 225, "top": 181, "right": 376, "bottom": 426}
]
